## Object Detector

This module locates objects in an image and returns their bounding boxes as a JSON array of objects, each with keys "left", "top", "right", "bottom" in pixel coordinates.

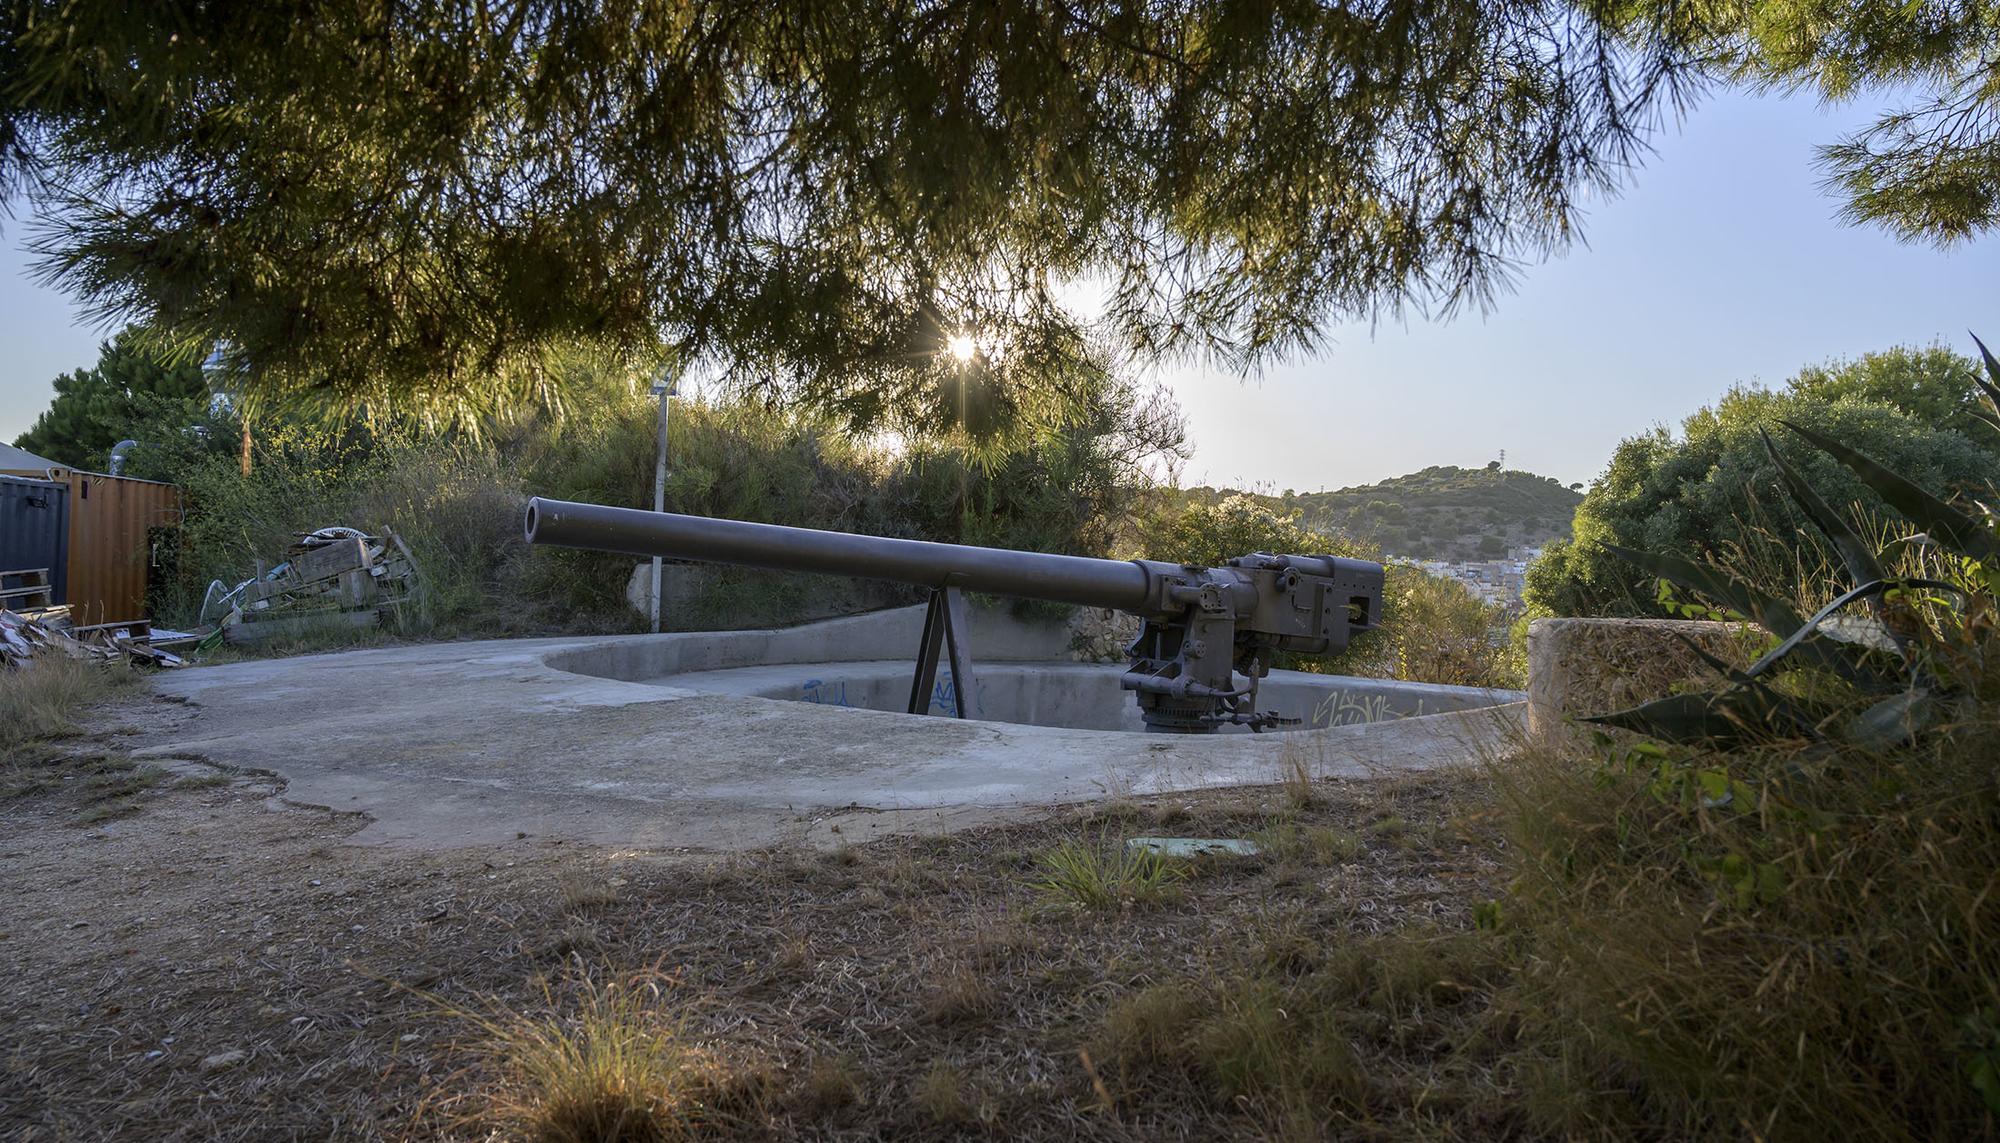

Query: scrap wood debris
[
  {"left": 0, "top": 607, "right": 186, "bottom": 670},
  {"left": 201, "top": 526, "right": 420, "bottom": 641},
  {"left": 2, "top": 525, "right": 422, "bottom": 668}
]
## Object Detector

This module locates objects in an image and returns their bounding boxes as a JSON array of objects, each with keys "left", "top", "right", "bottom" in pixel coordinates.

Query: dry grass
[
  {"left": 0, "top": 655, "right": 144, "bottom": 753},
  {"left": 1488, "top": 726, "right": 2000, "bottom": 1140},
  {"left": 911, "top": 1061, "right": 986, "bottom": 1127},
  {"left": 558, "top": 875, "right": 622, "bottom": 915},
  {"left": 795, "top": 1054, "right": 863, "bottom": 1115},
  {"left": 445, "top": 967, "right": 731, "bottom": 1142},
  {"left": 1251, "top": 821, "right": 1364, "bottom": 865},
  {"left": 2, "top": 745, "right": 1499, "bottom": 1141},
  {"left": 1278, "top": 744, "right": 1320, "bottom": 808},
  {"left": 919, "top": 965, "right": 999, "bottom": 1026}
]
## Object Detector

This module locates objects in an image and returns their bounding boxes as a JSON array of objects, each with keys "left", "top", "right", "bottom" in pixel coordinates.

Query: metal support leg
[
  {"left": 908, "top": 587, "right": 980, "bottom": 718},
  {"left": 908, "top": 589, "right": 948, "bottom": 715}
]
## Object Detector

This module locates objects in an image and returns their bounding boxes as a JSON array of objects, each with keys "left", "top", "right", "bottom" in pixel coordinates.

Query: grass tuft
[
  {"left": 796, "top": 1054, "right": 863, "bottom": 1114},
  {"left": 911, "top": 1061, "right": 975, "bottom": 1126},
  {"left": 0, "top": 657, "right": 144, "bottom": 753},
  {"left": 1278, "top": 747, "right": 1320, "bottom": 809},
  {"left": 1251, "top": 822, "right": 1363, "bottom": 865},
  {"left": 920, "top": 966, "right": 998, "bottom": 1026},
  {"left": 460, "top": 968, "right": 724, "bottom": 1143},
  {"left": 1190, "top": 977, "right": 1368, "bottom": 1124},
  {"left": 1029, "top": 838, "right": 1188, "bottom": 909},
  {"left": 558, "top": 875, "right": 621, "bottom": 915},
  {"left": 1097, "top": 983, "right": 1202, "bottom": 1065}
]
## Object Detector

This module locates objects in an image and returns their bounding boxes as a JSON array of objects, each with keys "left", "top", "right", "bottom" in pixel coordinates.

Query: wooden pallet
[{"left": 0, "top": 568, "right": 53, "bottom": 611}]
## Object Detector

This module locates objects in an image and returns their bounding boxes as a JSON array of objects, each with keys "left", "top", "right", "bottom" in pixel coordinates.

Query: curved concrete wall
[
  {"left": 542, "top": 603, "right": 1076, "bottom": 682},
  {"left": 661, "top": 660, "right": 1517, "bottom": 733},
  {"left": 545, "top": 604, "right": 1522, "bottom": 736}
]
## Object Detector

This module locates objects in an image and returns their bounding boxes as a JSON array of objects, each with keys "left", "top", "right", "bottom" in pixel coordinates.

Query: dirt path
[{"left": 3, "top": 691, "right": 1504, "bottom": 1141}]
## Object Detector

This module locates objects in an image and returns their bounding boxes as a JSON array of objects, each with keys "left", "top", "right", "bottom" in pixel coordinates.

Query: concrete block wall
[{"left": 1525, "top": 617, "right": 1760, "bottom": 745}]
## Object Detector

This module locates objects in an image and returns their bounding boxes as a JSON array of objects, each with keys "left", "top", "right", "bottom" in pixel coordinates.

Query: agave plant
[{"left": 1588, "top": 335, "right": 2000, "bottom": 750}]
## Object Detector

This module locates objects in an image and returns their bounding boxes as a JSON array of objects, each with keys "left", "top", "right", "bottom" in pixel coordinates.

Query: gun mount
[{"left": 523, "top": 498, "right": 1384, "bottom": 733}]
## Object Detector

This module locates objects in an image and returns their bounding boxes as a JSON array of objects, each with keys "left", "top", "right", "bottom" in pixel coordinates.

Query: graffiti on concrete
[
  {"left": 1308, "top": 691, "right": 1427, "bottom": 728},
  {"left": 797, "top": 672, "right": 964, "bottom": 714},
  {"left": 800, "top": 678, "right": 852, "bottom": 708}
]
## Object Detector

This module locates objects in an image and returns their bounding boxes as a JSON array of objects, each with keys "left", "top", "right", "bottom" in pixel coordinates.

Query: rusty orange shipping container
[
  {"left": 61, "top": 471, "right": 182, "bottom": 625},
  {"left": 0, "top": 454, "right": 182, "bottom": 625}
]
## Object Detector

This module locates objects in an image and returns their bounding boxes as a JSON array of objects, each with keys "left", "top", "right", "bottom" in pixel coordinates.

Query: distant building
[{"left": 1384, "top": 543, "right": 1543, "bottom": 608}]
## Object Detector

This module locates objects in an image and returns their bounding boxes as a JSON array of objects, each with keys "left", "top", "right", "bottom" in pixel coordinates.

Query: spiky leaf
[
  {"left": 1759, "top": 427, "right": 1887, "bottom": 587},
  {"left": 1841, "top": 689, "right": 1939, "bottom": 751},
  {"left": 1600, "top": 542, "right": 1887, "bottom": 681},
  {"left": 1582, "top": 687, "right": 1807, "bottom": 747},
  {"left": 1739, "top": 577, "right": 1960, "bottom": 680},
  {"left": 1780, "top": 420, "right": 2000, "bottom": 562},
  {"left": 1972, "top": 333, "right": 2000, "bottom": 416},
  {"left": 1671, "top": 632, "right": 1750, "bottom": 684},
  {"left": 1602, "top": 543, "right": 1807, "bottom": 636}
]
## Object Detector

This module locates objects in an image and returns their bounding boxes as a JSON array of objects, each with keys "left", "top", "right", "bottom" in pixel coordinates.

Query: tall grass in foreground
[
  {"left": 1087, "top": 349, "right": 2000, "bottom": 1138},
  {"left": 444, "top": 967, "right": 730, "bottom": 1143},
  {"left": 1485, "top": 380, "right": 2000, "bottom": 1136},
  {"left": 0, "top": 658, "right": 143, "bottom": 755},
  {"left": 1494, "top": 724, "right": 2000, "bottom": 1139}
]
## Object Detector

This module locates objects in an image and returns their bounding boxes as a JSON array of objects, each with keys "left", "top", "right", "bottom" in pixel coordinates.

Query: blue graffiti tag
[{"left": 800, "top": 678, "right": 852, "bottom": 707}]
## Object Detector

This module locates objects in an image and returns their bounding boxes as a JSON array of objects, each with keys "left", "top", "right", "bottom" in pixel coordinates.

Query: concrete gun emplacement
[{"left": 523, "top": 497, "right": 1385, "bottom": 733}]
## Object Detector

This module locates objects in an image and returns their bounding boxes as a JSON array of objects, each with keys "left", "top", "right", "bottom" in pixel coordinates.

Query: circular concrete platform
[{"left": 137, "top": 604, "right": 1525, "bottom": 850}]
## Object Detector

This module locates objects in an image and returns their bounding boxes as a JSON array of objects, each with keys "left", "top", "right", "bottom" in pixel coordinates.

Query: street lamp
[{"left": 648, "top": 370, "right": 680, "bottom": 634}]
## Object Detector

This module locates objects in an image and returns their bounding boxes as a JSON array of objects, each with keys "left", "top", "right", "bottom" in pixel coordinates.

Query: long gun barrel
[
  {"left": 526, "top": 498, "right": 1153, "bottom": 610},
  {"left": 524, "top": 497, "right": 1385, "bottom": 733}
]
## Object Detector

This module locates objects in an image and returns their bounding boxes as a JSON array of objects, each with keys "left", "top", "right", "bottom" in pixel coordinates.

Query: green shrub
[
  {"left": 134, "top": 360, "right": 1180, "bottom": 635},
  {"left": 1133, "top": 494, "right": 1521, "bottom": 687},
  {"left": 1493, "top": 338, "right": 2000, "bottom": 1136},
  {"left": 1527, "top": 345, "right": 2000, "bottom": 619}
]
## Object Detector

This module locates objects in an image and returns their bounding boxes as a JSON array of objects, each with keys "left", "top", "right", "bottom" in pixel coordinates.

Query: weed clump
[
  {"left": 1251, "top": 822, "right": 1363, "bottom": 865},
  {"left": 1494, "top": 730, "right": 2000, "bottom": 1139},
  {"left": 463, "top": 969, "right": 725, "bottom": 1143},
  {"left": 912, "top": 1061, "right": 980, "bottom": 1126},
  {"left": 0, "top": 657, "right": 143, "bottom": 754},
  {"left": 795, "top": 1054, "right": 863, "bottom": 1115},
  {"left": 1097, "top": 983, "right": 1202, "bottom": 1065},
  {"left": 1030, "top": 838, "right": 1187, "bottom": 909},
  {"left": 920, "top": 966, "right": 998, "bottom": 1026}
]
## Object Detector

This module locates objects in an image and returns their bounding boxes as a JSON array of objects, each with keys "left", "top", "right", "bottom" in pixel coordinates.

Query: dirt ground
[{"left": 2, "top": 689, "right": 1504, "bottom": 1141}]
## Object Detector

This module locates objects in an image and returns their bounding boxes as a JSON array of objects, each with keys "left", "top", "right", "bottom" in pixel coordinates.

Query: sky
[{"left": 2, "top": 85, "right": 1995, "bottom": 489}]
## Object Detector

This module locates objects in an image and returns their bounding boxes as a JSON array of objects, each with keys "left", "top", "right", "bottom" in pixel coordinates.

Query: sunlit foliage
[{"left": 1, "top": 0, "right": 1703, "bottom": 427}]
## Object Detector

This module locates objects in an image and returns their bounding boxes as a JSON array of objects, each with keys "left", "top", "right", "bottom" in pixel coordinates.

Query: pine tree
[
  {"left": 1, "top": 1, "right": 1991, "bottom": 427},
  {"left": 12, "top": 328, "right": 212, "bottom": 469}
]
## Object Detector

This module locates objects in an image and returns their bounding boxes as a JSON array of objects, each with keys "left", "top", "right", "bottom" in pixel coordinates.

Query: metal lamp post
[{"left": 648, "top": 371, "right": 679, "bottom": 633}]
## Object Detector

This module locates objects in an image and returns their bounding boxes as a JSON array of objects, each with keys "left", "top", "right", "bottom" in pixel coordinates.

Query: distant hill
[{"left": 1181, "top": 464, "right": 1584, "bottom": 561}]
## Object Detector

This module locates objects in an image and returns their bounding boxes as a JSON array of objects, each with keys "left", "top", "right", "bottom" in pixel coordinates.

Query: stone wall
[{"left": 1525, "top": 617, "right": 1760, "bottom": 745}]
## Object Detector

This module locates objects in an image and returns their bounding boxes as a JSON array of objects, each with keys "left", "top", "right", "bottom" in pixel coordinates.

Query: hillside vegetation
[{"left": 1176, "top": 464, "right": 1581, "bottom": 560}]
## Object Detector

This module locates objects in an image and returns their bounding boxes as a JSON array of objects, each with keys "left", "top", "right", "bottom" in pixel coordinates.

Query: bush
[
  {"left": 131, "top": 356, "right": 1183, "bottom": 636},
  {"left": 1496, "top": 350, "right": 2000, "bottom": 1135},
  {"left": 1132, "top": 494, "right": 1521, "bottom": 686},
  {"left": 1494, "top": 728, "right": 2000, "bottom": 1139},
  {"left": 1527, "top": 345, "right": 2000, "bottom": 618}
]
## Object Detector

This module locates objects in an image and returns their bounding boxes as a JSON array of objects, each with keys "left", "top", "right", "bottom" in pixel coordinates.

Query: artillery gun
[{"left": 524, "top": 498, "right": 1384, "bottom": 733}]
